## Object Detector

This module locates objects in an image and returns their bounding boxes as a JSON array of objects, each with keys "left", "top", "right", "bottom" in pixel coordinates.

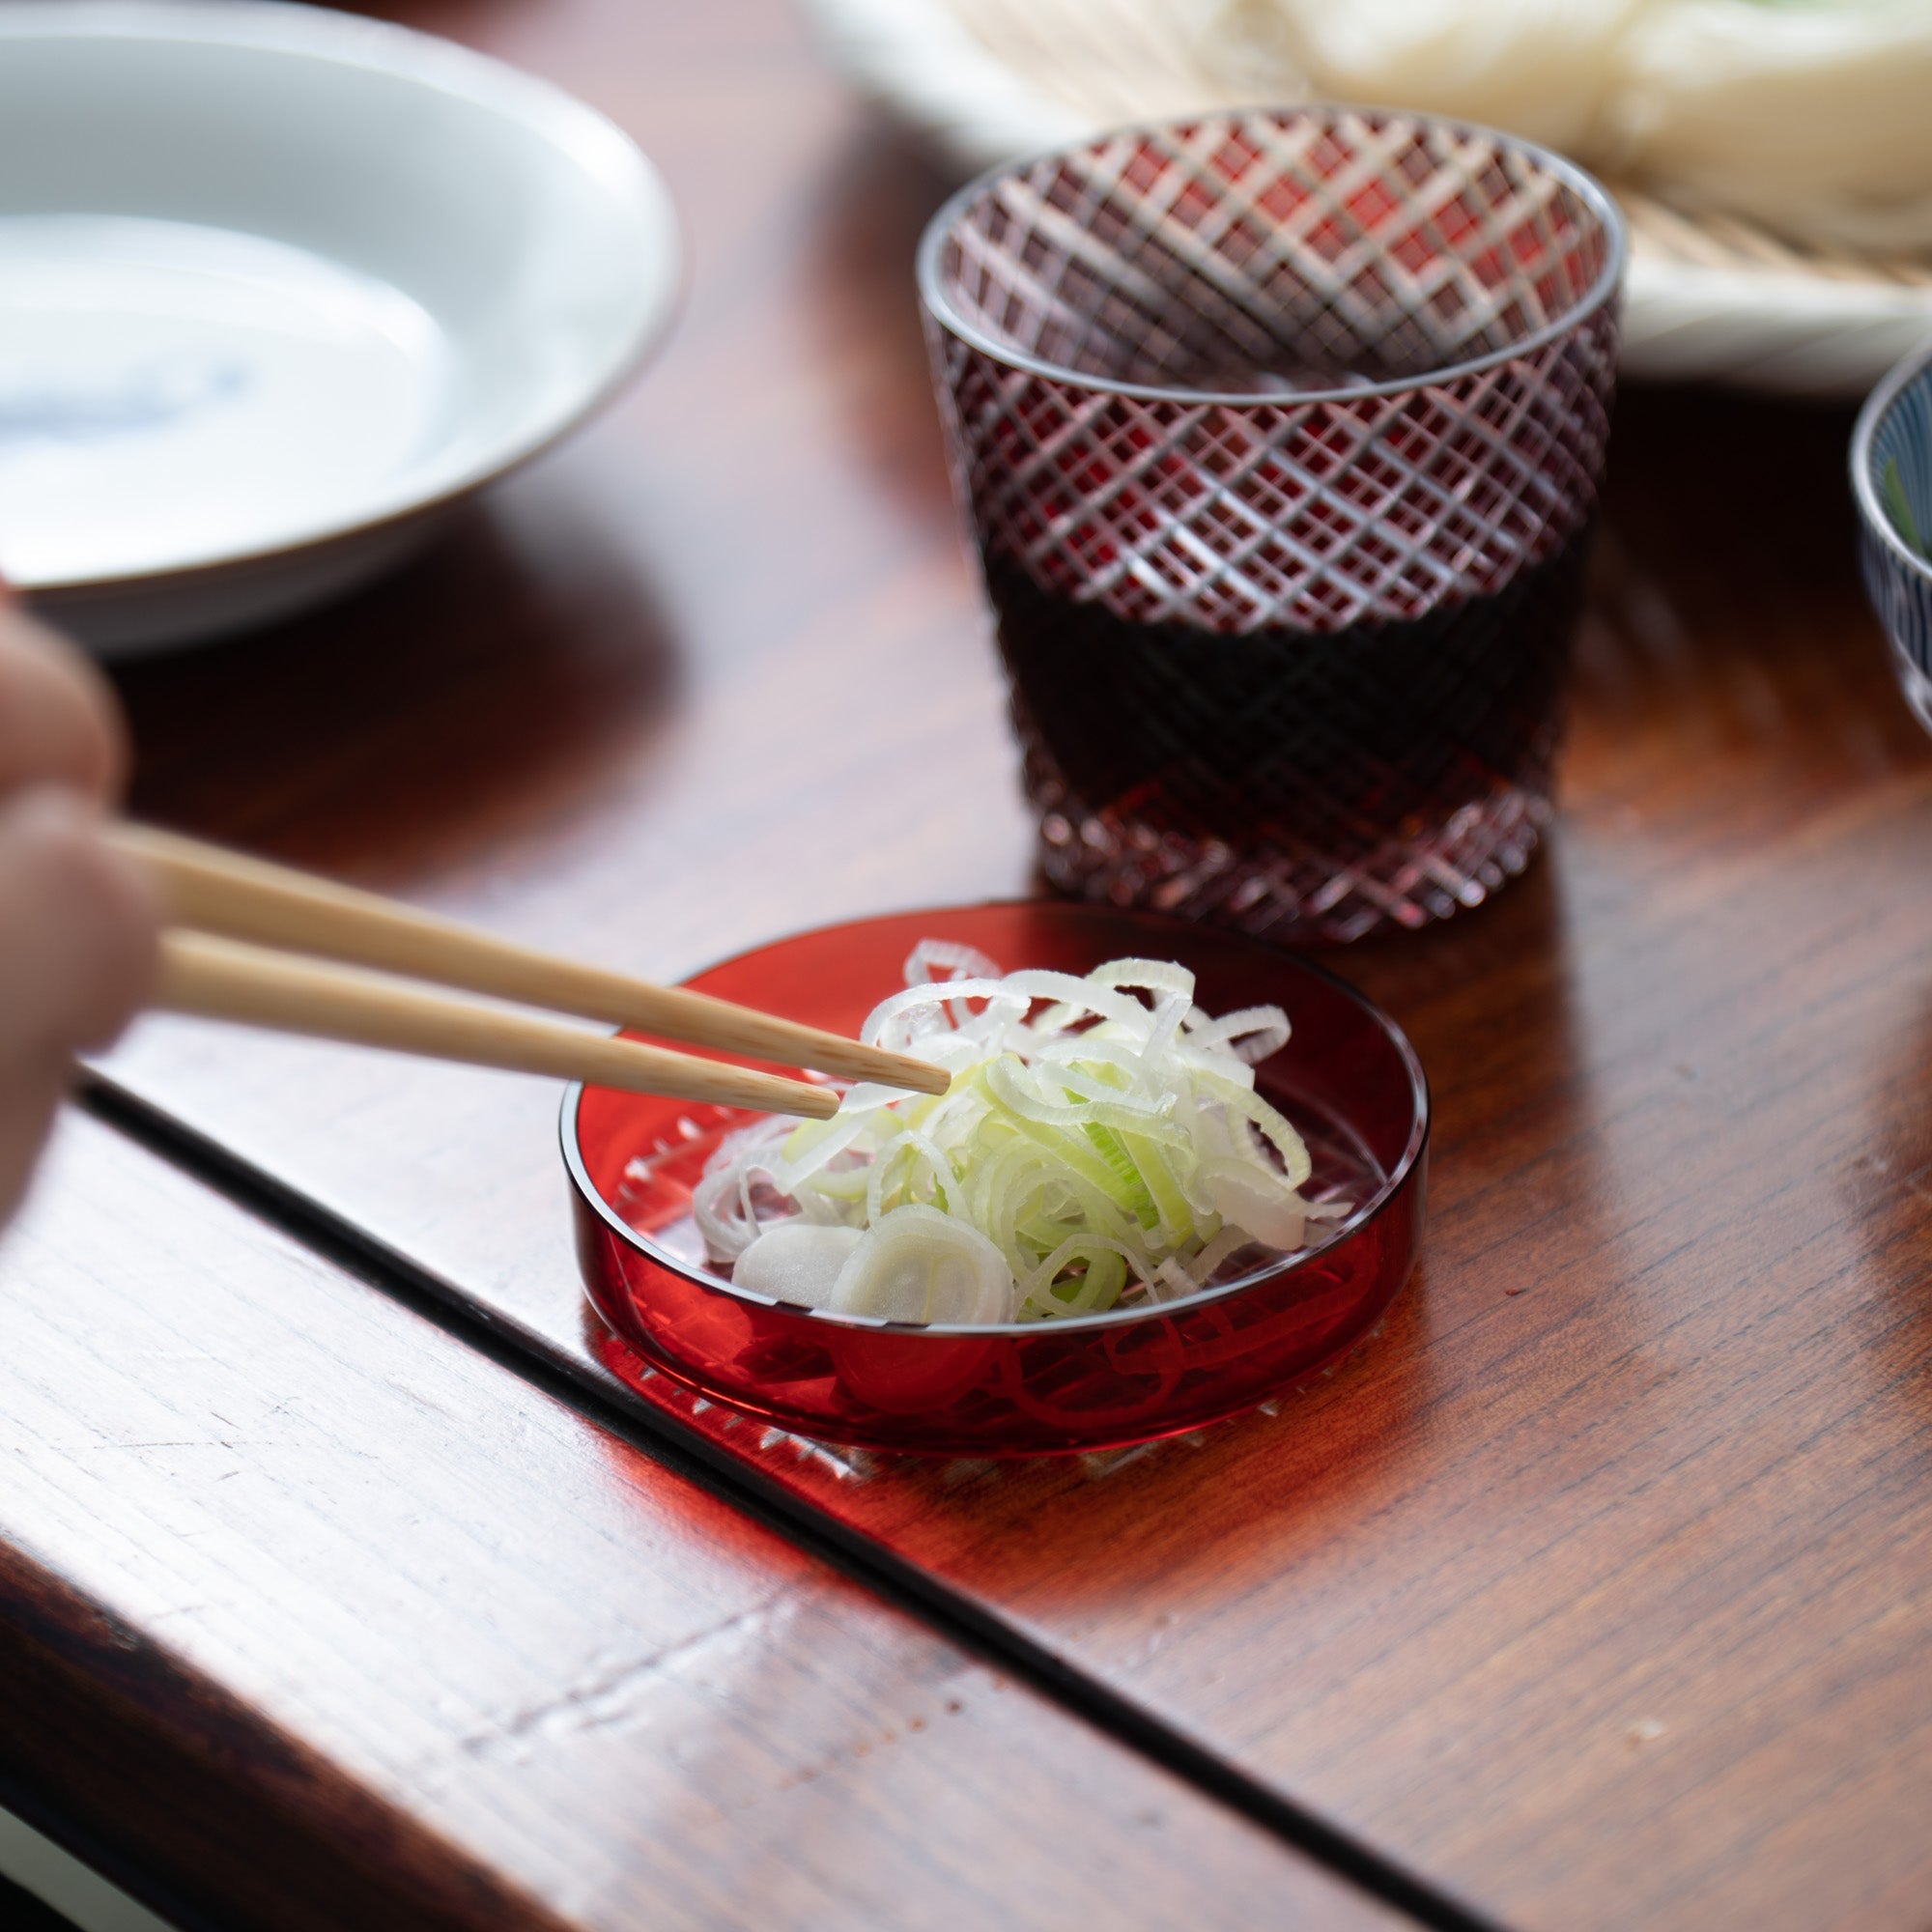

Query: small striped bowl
[{"left": 1854, "top": 338, "right": 1932, "bottom": 733}]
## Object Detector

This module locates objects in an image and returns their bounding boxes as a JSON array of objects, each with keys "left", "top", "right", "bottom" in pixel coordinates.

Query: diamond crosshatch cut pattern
[{"left": 921, "top": 106, "right": 1622, "bottom": 942}]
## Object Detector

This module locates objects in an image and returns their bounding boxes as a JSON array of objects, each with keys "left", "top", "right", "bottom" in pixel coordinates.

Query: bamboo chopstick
[
  {"left": 156, "top": 932, "right": 840, "bottom": 1120},
  {"left": 110, "top": 824, "right": 949, "bottom": 1097}
]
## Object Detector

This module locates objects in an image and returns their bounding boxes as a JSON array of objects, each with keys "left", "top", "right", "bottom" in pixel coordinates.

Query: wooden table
[{"left": 5, "top": 3, "right": 1930, "bottom": 1928}]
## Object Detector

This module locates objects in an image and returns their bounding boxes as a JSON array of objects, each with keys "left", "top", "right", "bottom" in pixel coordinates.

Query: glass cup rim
[
  {"left": 1850, "top": 333, "right": 1932, "bottom": 588},
  {"left": 915, "top": 100, "right": 1629, "bottom": 411},
  {"left": 561, "top": 900, "right": 1432, "bottom": 1342}
]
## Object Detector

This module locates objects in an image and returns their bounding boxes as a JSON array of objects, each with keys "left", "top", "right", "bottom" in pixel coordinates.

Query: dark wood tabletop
[{"left": 5, "top": 2, "right": 1931, "bottom": 1929}]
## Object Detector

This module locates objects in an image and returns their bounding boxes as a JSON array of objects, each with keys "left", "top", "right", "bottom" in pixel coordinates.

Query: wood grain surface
[
  {"left": 0, "top": 1113, "right": 1402, "bottom": 1932},
  {"left": 43, "top": 0, "right": 1932, "bottom": 1927}
]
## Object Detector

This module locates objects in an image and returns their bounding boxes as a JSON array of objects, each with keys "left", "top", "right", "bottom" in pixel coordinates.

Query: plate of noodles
[
  {"left": 808, "top": 0, "right": 1932, "bottom": 397},
  {"left": 566, "top": 901, "right": 1428, "bottom": 1458}
]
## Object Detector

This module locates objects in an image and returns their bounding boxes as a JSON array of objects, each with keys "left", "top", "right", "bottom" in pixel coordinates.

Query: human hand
[{"left": 0, "top": 589, "right": 159, "bottom": 1225}]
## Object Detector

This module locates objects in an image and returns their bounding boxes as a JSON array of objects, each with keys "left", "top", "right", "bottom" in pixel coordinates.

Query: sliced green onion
[{"left": 697, "top": 946, "right": 1341, "bottom": 1323}]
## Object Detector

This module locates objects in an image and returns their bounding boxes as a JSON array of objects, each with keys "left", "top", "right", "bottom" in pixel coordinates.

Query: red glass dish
[{"left": 564, "top": 902, "right": 1428, "bottom": 1458}]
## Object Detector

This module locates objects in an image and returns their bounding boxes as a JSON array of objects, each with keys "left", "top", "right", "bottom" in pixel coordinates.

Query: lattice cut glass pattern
[{"left": 921, "top": 107, "right": 1621, "bottom": 940}]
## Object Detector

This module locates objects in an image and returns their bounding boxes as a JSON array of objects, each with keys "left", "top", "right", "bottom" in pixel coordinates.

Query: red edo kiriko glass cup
[{"left": 919, "top": 107, "right": 1623, "bottom": 942}]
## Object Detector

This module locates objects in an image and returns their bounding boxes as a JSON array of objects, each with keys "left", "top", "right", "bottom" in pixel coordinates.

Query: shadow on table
[
  {"left": 1841, "top": 973, "right": 1932, "bottom": 1347},
  {"left": 794, "top": 120, "right": 962, "bottom": 521},
  {"left": 110, "top": 489, "right": 685, "bottom": 887}
]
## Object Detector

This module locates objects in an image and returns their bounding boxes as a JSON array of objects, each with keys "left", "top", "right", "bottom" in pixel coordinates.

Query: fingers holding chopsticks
[
  {"left": 0, "top": 595, "right": 159, "bottom": 1224},
  {"left": 0, "top": 593, "right": 128, "bottom": 802},
  {"left": 0, "top": 790, "right": 159, "bottom": 1053},
  {"left": 0, "top": 603, "right": 855, "bottom": 1199}
]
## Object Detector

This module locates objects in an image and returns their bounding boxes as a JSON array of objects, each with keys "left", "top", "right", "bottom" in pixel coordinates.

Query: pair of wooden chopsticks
[{"left": 112, "top": 826, "right": 950, "bottom": 1122}]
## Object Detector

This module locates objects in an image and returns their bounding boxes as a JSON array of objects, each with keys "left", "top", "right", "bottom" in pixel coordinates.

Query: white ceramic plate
[{"left": 0, "top": 1, "right": 682, "bottom": 655}]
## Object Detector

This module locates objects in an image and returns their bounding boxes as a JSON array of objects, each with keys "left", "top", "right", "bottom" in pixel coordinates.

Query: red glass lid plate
[{"left": 563, "top": 901, "right": 1429, "bottom": 1458}]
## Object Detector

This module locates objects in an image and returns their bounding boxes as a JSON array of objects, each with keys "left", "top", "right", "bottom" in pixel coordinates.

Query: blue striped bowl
[{"left": 1854, "top": 338, "right": 1932, "bottom": 732}]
